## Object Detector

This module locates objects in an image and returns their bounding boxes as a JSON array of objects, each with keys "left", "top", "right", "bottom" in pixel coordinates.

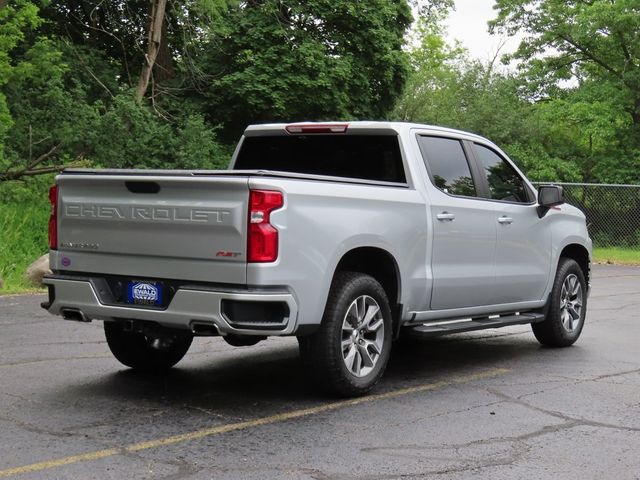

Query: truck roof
[{"left": 244, "top": 121, "right": 487, "bottom": 141}]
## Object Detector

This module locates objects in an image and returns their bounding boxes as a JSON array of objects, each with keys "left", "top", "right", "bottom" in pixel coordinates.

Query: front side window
[
  {"left": 474, "top": 144, "right": 529, "bottom": 203},
  {"left": 418, "top": 136, "right": 477, "bottom": 197}
]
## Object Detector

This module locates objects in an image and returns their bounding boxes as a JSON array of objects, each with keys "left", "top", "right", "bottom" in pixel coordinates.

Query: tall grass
[{"left": 0, "top": 202, "right": 49, "bottom": 293}]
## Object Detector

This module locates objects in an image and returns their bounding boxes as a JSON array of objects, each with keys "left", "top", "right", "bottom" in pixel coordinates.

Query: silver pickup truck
[{"left": 42, "top": 122, "right": 591, "bottom": 396}]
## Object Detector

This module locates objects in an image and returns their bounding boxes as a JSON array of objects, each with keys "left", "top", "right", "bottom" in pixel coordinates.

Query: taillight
[
  {"left": 48, "top": 185, "right": 58, "bottom": 250},
  {"left": 247, "top": 189, "right": 283, "bottom": 262}
]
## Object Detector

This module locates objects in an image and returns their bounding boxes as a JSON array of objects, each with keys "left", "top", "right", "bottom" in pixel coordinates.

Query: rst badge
[{"left": 127, "top": 281, "right": 163, "bottom": 306}]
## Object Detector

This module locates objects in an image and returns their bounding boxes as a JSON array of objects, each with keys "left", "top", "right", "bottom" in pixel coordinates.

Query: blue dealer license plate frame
[{"left": 126, "top": 281, "right": 163, "bottom": 307}]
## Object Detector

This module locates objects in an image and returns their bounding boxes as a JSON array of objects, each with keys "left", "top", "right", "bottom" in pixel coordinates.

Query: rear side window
[
  {"left": 474, "top": 144, "right": 529, "bottom": 203},
  {"left": 418, "top": 136, "right": 477, "bottom": 197},
  {"left": 234, "top": 135, "right": 406, "bottom": 183}
]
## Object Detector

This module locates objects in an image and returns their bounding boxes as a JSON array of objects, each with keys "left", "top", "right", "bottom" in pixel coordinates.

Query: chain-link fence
[{"left": 533, "top": 182, "right": 640, "bottom": 248}]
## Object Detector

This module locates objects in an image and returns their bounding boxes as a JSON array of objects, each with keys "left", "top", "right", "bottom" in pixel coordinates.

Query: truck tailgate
[{"left": 54, "top": 174, "right": 249, "bottom": 284}]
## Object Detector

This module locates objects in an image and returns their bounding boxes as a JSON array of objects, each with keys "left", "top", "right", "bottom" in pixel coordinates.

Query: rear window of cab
[{"left": 234, "top": 135, "right": 407, "bottom": 184}]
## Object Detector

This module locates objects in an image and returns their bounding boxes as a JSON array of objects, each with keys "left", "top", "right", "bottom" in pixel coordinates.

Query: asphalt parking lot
[{"left": 0, "top": 264, "right": 639, "bottom": 479}]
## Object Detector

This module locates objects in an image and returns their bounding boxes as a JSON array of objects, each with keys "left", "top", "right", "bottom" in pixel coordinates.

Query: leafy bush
[{"left": 92, "top": 95, "right": 231, "bottom": 170}]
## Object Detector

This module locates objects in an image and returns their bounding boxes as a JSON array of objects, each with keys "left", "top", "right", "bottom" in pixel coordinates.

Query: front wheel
[
  {"left": 532, "top": 258, "right": 587, "bottom": 347},
  {"left": 298, "top": 272, "right": 393, "bottom": 397},
  {"left": 104, "top": 321, "right": 193, "bottom": 371}
]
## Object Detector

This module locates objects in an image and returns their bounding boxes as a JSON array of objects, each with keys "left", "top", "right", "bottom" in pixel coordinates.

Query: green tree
[
  {"left": 492, "top": 0, "right": 640, "bottom": 120},
  {"left": 394, "top": 15, "right": 581, "bottom": 182},
  {"left": 0, "top": 0, "right": 235, "bottom": 188},
  {"left": 395, "top": 53, "right": 582, "bottom": 180},
  {"left": 0, "top": 1, "right": 96, "bottom": 182},
  {"left": 491, "top": 0, "right": 640, "bottom": 183},
  {"left": 198, "top": 0, "right": 412, "bottom": 141},
  {"left": 2, "top": 0, "right": 417, "bottom": 184},
  {"left": 0, "top": 0, "right": 42, "bottom": 165},
  {"left": 395, "top": 1, "right": 640, "bottom": 183},
  {"left": 393, "top": 11, "right": 466, "bottom": 124},
  {"left": 531, "top": 82, "right": 635, "bottom": 183},
  {"left": 38, "top": 0, "right": 235, "bottom": 100}
]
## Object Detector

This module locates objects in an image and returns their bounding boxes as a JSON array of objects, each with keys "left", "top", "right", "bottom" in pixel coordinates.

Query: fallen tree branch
[
  {"left": 1, "top": 164, "right": 70, "bottom": 181},
  {"left": 27, "top": 143, "right": 62, "bottom": 170},
  {"left": 0, "top": 147, "right": 86, "bottom": 182}
]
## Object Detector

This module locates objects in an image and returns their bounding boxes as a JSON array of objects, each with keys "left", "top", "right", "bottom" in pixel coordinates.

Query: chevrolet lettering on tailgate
[{"left": 64, "top": 203, "right": 231, "bottom": 223}]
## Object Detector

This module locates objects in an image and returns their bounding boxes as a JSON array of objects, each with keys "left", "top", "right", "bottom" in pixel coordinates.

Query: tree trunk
[
  {"left": 135, "top": 0, "right": 168, "bottom": 103},
  {"left": 154, "top": 14, "right": 176, "bottom": 83}
]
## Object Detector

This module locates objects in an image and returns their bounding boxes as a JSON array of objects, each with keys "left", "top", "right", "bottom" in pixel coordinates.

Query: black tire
[
  {"left": 104, "top": 321, "right": 193, "bottom": 371},
  {"left": 298, "top": 271, "right": 393, "bottom": 397},
  {"left": 532, "top": 258, "right": 587, "bottom": 347}
]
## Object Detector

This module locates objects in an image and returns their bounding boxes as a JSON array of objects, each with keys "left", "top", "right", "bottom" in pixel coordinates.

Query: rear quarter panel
[{"left": 246, "top": 178, "right": 429, "bottom": 327}]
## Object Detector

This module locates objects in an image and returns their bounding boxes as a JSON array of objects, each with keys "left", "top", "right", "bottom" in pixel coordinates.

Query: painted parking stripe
[{"left": 0, "top": 368, "right": 509, "bottom": 478}]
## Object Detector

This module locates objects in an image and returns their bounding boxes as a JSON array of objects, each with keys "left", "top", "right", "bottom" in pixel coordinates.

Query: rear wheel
[
  {"left": 298, "top": 272, "right": 392, "bottom": 397},
  {"left": 104, "top": 321, "right": 193, "bottom": 371},
  {"left": 532, "top": 258, "right": 587, "bottom": 347}
]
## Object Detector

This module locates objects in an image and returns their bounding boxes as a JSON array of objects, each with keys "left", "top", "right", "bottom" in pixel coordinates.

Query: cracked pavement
[{"left": 0, "top": 264, "right": 639, "bottom": 479}]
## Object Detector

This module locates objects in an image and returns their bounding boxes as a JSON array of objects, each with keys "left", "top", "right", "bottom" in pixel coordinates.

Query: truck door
[
  {"left": 417, "top": 135, "right": 498, "bottom": 310},
  {"left": 470, "top": 143, "right": 552, "bottom": 304}
]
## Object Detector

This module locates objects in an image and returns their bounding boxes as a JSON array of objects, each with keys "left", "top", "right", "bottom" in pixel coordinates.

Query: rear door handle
[
  {"left": 436, "top": 212, "right": 456, "bottom": 221},
  {"left": 498, "top": 216, "right": 513, "bottom": 224}
]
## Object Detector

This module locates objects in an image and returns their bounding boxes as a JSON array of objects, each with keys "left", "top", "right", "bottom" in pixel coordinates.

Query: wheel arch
[
  {"left": 332, "top": 247, "right": 402, "bottom": 337},
  {"left": 560, "top": 243, "right": 590, "bottom": 286}
]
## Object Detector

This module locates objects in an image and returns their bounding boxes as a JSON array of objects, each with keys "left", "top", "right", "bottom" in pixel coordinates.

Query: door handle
[
  {"left": 436, "top": 212, "right": 456, "bottom": 221},
  {"left": 498, "top": 216, "right": 513, "bottom": 224}
]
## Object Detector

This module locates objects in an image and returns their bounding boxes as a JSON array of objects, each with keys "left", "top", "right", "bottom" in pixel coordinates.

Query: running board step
[{"left": 406, "top": 313, "right": 545, "bottom": 338}]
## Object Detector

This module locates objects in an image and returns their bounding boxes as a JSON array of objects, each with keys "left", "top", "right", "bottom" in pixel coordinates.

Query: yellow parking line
[
  {"left": 0, "top": 449, "right": 119, "bottom": 478},
  {"left": 0, "top": 368, "right": 509, "bottom": 478}
]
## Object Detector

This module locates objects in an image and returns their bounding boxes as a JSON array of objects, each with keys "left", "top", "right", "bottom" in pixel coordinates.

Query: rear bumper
[{"left": 42, "top": 275, "right": 299, "bottom": 336}]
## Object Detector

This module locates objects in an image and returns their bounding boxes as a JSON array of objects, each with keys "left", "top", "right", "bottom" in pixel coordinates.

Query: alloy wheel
[
  {"left": 560, "top": 273, "right": 583, "bottom": 332},
  {"left": 341, "top": 295, "right": 385, "bottom": 377}
]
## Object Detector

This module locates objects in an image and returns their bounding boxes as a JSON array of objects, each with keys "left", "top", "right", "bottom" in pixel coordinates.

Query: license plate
[{"left": 127, "top": 281, "right": 163, "bottom": 306}]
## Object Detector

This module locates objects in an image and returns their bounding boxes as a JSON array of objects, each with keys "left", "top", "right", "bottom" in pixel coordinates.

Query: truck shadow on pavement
[{"left": 44, "top": 329, "right": 585, "bottom": 418}]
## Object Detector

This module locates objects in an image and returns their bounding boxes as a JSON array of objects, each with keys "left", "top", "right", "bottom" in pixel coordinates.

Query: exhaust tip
[
  {"left": 191, "top": 322, "right": 220, "bottom": 336},
  {"left": 61, "top": 308, "right": 90, "bottom": 322}
]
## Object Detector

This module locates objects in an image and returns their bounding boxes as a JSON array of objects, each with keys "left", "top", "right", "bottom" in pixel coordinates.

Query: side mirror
[{"left": 537, "top": 185, "right": 564, "bottom": 218}]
